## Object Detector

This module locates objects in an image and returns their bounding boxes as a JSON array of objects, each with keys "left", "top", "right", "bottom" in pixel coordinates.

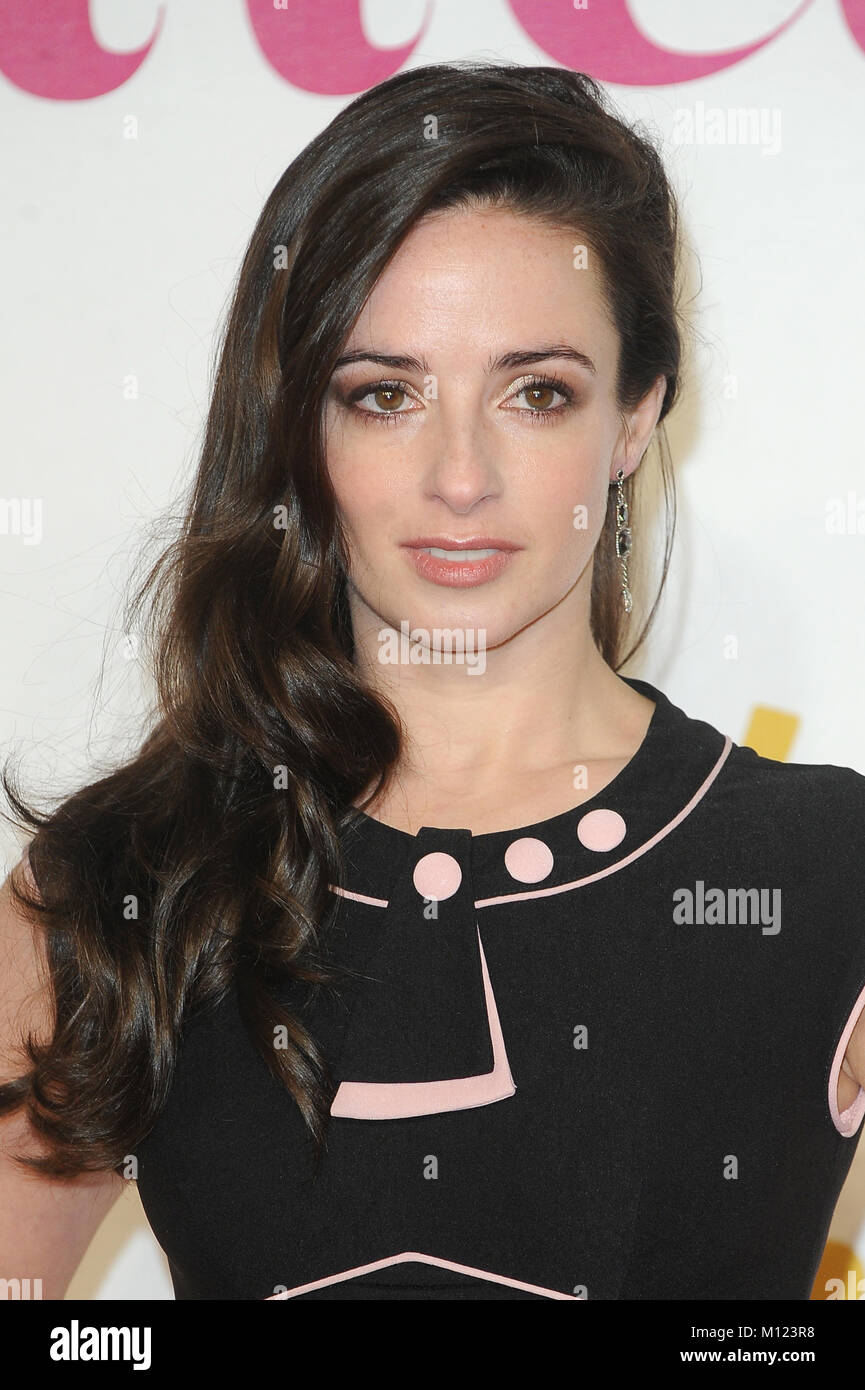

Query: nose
[{"left": 421, "top": 398, "right": 503, "bottom": 512}]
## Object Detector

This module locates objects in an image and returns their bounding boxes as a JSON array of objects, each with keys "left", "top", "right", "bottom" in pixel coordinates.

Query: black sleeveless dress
[{"left": 134, "top": 676, "right": 865, "bottom": 1299}]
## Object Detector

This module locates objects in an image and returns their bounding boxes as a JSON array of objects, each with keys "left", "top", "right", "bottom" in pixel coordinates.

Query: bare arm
[
  {"left": 0, "top": 855, "right": 125, "bottom": 1299},
  {"left": 842, "top": 1008, "right": 865, "bottom": 1111}
]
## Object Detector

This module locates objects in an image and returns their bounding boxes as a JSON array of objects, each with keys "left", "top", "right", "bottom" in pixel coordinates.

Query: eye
[
  {"left": 502, "top": 374, "right": 576, "bottom": 420},
  {"left": 344, "top": 380, "right": 422, "bottom": 426}
]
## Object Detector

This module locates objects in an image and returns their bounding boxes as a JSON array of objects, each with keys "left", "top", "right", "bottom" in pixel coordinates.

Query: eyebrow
[{"left": 332, "top": 342, "right": 598, "bottom": 376}]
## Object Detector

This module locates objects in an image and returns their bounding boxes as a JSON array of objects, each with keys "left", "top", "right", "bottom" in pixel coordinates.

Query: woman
[{"left": 2, "top": 60, "right": 864, "bottom": 1302}]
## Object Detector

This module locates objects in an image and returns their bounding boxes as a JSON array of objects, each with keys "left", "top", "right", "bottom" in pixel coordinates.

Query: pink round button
[
  {"left": 412, "top": 851, "right": 462, "bottom": 901},
  {"left": 576, "top": 808, "right": 627, "bottom": 852},
  {"left": 504, "top": 836, "right": 554, "bottom": 884}
]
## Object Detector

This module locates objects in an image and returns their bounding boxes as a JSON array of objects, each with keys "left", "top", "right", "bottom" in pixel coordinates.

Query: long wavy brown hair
[{"left": 1, "top": 60, "right": 684, "bottom": 1177}]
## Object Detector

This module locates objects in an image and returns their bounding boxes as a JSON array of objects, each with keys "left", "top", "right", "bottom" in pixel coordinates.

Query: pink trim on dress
[
  {"left": 330, "top": 885, "right": 388, "bottom": 907},
  {"left": 327, "top": 739, "right": 734, "bottom": 910},
  {"left": 475, "top": 737, "right": 734, "bottom": 907},
  {"left": 265, "top": 1249, "right": 583, "bottom": 1300},
  {"left": 828, "top": 978, "right": 865, "bottom": 1137},
  {"left": 329, "top": 929, "right": 515, "bottom": 1119}
]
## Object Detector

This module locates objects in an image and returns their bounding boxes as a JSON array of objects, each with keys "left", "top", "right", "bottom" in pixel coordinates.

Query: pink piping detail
[
  {"left": 328, "top": 738, "right": 734, "bottom": 909},
  {"left": 828, "top": 978, "right": 865, "bottom": 1137},
  {"left": 329, "top": 928, "right": 515, "bottom": 1119},
  {"left": 328, "top": 885, "right": 388, "bottom": 907},
  {"left": 475, "top": 736, "right": 733, "bottom": 906},
  {"left": 265, "top": 1249, "right": 583, "bottom": 1300}
]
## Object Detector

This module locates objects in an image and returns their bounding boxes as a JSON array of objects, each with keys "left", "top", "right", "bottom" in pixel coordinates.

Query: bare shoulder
[{"left": 0, "top": 849, "right": 125, "bottom": 1299}]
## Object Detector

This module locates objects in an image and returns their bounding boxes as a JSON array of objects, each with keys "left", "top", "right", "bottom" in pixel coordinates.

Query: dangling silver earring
[{"left": 613, "top": 467, "right": 632, "bottom": 614}]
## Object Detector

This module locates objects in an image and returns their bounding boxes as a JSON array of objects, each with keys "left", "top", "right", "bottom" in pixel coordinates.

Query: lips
[{"left": 402, "top": 541, "right": 518, "bottom": 588}]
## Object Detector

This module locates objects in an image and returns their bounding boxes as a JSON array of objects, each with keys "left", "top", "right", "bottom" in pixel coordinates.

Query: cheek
[
  {"left": 324, "top": 425, "right": 367, "bottom": 517},
  {"left": 518, "top": 459, "right": 607, "bottom": 549},
  {"left": 329, "top": 439, "right": 420, "bottom": 521},
  {"left": 328, "top": 467, "right": 402, "bottom": 549}
]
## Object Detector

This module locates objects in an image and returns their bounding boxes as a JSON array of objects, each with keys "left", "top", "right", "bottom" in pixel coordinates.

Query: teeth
[{"left": 422, "top": 547, "right": 499, "bottom": 561}]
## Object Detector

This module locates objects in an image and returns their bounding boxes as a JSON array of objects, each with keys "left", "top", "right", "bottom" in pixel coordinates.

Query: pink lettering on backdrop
[
  {"left": 0, "top": 0, "right": 163, "bottom": 100},
  {"left": 245, "top": 0, "right": 432, "bottom": 96},
  {"left": 506, "top": 0, "right": 816, "bottom": 84},
  {"left": 840, "top": 0, "right": 865, "bottom": 50},
  {"left": 1, "top": 0, "right": 865, "bottom": 100}
]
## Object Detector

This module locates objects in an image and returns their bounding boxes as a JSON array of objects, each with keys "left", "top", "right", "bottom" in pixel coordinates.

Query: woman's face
[{"left": 323, "top": 204, "right": 664, "bottom": 651}]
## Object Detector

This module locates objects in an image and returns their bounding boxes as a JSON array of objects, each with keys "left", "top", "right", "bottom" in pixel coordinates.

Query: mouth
[{"left": 400, "top": 538, "right": 520, "bottom": 588}]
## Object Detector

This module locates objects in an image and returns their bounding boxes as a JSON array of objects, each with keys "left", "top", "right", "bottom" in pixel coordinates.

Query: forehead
[{"left": 344, "top": 205, "right": 618, "bottom": 370}]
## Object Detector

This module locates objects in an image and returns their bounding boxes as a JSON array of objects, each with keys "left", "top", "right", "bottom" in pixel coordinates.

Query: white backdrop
[{"left": 1, "top": 0, "right": 864, "bottom": 1300}]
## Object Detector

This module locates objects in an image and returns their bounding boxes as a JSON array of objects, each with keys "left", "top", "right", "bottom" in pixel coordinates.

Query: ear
[{"left": 610, "top": 375, "right": 667, "bottom": 482}]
